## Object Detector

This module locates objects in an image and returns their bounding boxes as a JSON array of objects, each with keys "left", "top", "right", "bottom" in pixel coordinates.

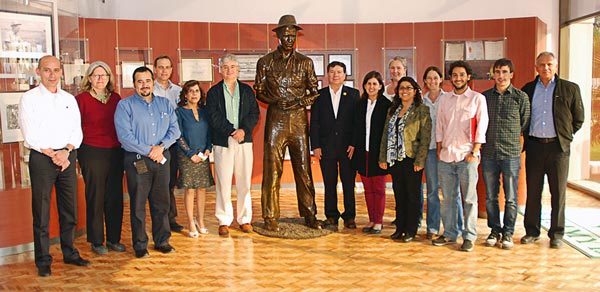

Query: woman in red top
[{"left": 76, "top": 61, "right": 125, "bottom": 255}]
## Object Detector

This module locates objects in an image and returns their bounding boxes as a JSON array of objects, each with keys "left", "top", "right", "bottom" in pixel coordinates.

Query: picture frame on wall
[
  {"left": 236, "top": 54, "right": 261, "bottom": 81},
  {"left": 383, "top": 48, "right": 416, "bottom": 81},
  {"left": 181, "top": 58, "right": 213, "bottom": 82},
  {"left": 121, "top": 61, "right": 145, "bottom": 88},
  {"left": 442, "top": 38, "right": 506, "bottom": 80},
  {"left": 328, "top": 54, "right": 352, "bottom": 76},
  {"left": 0, "top": 11, "right": 53, "bottom": 59},
  {"left": 0, "top": 92, "right": 24, "bottom": 143},
  {"left": 307, "top": 54, "right": 325, "bottom": 76}
]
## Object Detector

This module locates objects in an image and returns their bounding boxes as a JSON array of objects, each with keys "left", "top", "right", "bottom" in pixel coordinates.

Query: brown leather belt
[{"left": 529, "top": 136, "right": 557, "bottom": 143}]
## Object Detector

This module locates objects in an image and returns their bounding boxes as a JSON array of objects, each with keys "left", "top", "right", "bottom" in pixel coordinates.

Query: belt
[{"left": 528, "top": 136, "right": 557, "bottom": 144}]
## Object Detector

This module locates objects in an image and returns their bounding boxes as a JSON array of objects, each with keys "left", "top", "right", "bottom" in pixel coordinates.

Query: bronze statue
[{"left": 254, "top": 15, "right": 321, "bottom": 231}]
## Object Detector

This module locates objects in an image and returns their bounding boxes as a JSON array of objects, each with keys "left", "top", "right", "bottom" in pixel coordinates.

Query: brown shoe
[
  {"left": 324, "top": 218, "right": 338, "bottom": 226},
  {"left": 264, "top": 219, "right": 279, "bottom": 231},
  {"left": 305, "top": 216, "right": 322, "bottom": 229},
  {"left": 240, "top": 223, "right": 253, "bottom": 233},
  {"left": 218, "top": 225, "right": 229, "bottom": 236},
  {"left": 344, "top": 218, "right": 357, "bottom": 229}
]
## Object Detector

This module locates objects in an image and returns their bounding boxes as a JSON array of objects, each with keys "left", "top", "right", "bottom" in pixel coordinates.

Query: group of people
[{"left": 19, "top": 14, "right": 584, "bottom": 278}]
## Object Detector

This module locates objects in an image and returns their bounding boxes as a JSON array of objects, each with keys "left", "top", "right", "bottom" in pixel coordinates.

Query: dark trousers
[
  {"left": 29, "top": 150, "right": 80, "bottom": 268},
  {"left": 124, "top": 151, "right": 171, "bottom": 251},
  {"left": 168, "top": 144, "right": 179, "bottom": 224},
  {"left": 524, "top": 139, "right": 569, "bottom": 239},
  {"left": 389, "top": 157, "right": 423, "bottom": 236},
  {"left": 78, "top": 144, "right": 124, "bottom": 245},
  {"left": 320, "top": 151, "right": 356, "bottom": 220}
]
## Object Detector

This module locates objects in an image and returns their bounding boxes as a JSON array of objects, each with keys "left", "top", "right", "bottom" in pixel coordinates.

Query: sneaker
[
  {"left": 486, "top": 232, "right": 501, "bottom": 247},
  {"left": 460, "top": 240, "right": 474, "bottom": 252},
  {"left": 432, "top": 235, "right": 457, "bottom": 246},
  {"left": 501, "top": 233, "right": 514, "bottom": 250}
]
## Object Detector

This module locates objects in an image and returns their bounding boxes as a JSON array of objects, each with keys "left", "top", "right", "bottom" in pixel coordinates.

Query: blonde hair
[{"left": 80, "top": 61, "right": 115, "bottom": 93}]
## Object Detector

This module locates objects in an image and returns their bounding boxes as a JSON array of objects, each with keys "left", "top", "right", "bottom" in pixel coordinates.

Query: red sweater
[{"left": 75, "top": 91, "right": 122, "bottom": 148}]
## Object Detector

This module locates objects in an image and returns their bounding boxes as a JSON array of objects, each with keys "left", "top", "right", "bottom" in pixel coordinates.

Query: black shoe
[
  {"left": 343, "top": 218, "right": 357, "bottom": 229},
  {"left": 64, "top": 256, "right": 90, "bottom": 267},
  {"left": 390, "top": 230, "right": 402, "bottom": 240},
  {"left": 432, "top": 235, "right": 457, "bottom": 246},
  {"left": 106, "top": 241, "right": 126, "bottom": 252},
  {"left": 550, "top": 238, "right": 563, "bottom": 249},
  {"left": 520, "top": 235, "right": 540, "bottom": 244},
  {"left": 460, "top": 240, "right": 474, "bottom": 252},
  {"left": 135, "top": 249, "right": 149, "bottom": 258},
  {"left": 362, "top": 226, "right": 373, "bottom": 233},
  {"left": 154, "top": 243, "right": 175, "bottom": 254},
  {"left": 402, "top": 234, "right": 415, "bottom": 242},
  {"left": 38, "top": 265, "right": 51, "bottom": 277},
  {"left": 170, "top": 222, "right": 184, "bottom": 232},
  {"left": 369, "top": 228, "right": 382, "bottom": 234},
  {"left": 485, "top": 232, "right": 501, "bottom": 247}
]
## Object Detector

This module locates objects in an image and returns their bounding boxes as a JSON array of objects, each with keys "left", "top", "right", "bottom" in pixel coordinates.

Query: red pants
[{"left": 360, "top": 174, "right": 386, "bottom": 224}]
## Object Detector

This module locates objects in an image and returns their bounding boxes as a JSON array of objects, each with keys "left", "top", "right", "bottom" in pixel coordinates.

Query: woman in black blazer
[{"left": 352, "top": 71, "right": 391, "bottom": 234}]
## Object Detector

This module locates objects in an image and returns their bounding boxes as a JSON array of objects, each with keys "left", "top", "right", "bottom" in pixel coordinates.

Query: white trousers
[{"left": 214, "top": 137, "right": 253, "bottom": 226}]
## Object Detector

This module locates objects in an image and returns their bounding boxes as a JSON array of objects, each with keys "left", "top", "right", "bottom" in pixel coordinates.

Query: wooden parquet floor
[{"left": 1, "top": 185, "right": 599, "bottom": 291}]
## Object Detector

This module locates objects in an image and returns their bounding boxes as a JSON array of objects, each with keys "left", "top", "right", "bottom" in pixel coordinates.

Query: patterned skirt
[{"left": 177, "top": 149, "right": 215, "bottom": 189}]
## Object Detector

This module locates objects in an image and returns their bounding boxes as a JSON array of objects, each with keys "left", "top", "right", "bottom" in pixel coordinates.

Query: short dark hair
[
  {"left": 493, "top": 58, "right": 514, "bottom": 73},
  {"left": 178, "top": 80, "right": 205, "bottom": 108},
  {"left": 327, "top": 61, "right": 346, "bottom": 73},
  {"left": 132, "top": 66, "right": 154, "bottom": 82},
  {"left": 154, "top": 55, "right": 173, "bottom": 67},
  {"left": 448, "top": 60, "right": 472, "bottom": 76}
]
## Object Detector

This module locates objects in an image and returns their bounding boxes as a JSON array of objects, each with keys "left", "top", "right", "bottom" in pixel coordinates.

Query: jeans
[
  {"left": 481, "top": 156, "right": 520, "bottom": 235},
  {"left": 424, "top": 149, "right": 463, "bottom": 234},
  {"left": 438, "top": 159, "right": 478, "bottom": 241}
]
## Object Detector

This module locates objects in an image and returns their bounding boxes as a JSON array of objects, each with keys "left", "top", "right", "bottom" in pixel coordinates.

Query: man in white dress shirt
[{"left": 19, "top": 55, "right": 89, "bottom": 277}]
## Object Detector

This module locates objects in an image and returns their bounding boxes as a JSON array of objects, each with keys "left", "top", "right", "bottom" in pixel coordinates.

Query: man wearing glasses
[{"left": 432, "top": 61, "right": 489, "bottom": 252}]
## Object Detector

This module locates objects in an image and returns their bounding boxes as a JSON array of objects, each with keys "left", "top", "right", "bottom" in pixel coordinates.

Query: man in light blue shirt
[
  {"left": 115, "top": 66, "right": 180, "bottom": 258},
  {"left": 153, "top": 55, "right": 184, "bottom": 232}
]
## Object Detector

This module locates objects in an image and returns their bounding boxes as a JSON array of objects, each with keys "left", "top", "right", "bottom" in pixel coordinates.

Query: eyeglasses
[
  {"left": 91, "top": 74, "right": 109, "bottom": 80},
  {"left": 398, "top": 86, "right": 414, "bottom": 91},
  {"left": 221, "top": 65, "right": 238, "bottom": 71}
]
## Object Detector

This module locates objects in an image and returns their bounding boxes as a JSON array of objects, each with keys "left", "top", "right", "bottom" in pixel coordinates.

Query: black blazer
[
  {"left": 352, "top": 95, "right": 391, "bottom": 177},
  {"left": 310, "top": 85, "right": 360, "bottom": 158},
  {"left": 521, "top": 74, "right": 584, "bottom": 152},
  {"left": 205, "top": 80, "right": 260, "bottom": 147}
]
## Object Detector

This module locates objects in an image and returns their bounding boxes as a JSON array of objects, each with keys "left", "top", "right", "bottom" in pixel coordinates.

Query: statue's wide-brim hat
[{"left": 272, "top": 14, "right": 303, "bottom": 32}]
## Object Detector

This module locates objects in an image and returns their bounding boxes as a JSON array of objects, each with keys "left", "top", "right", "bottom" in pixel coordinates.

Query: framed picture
[
  {"left": 442, "top": 39, "right": 505, "bottom": 80},
  {"left": 236, "top": 54, "right": 261, "bottom": 81},
  {"left": 181, "top": 58, "right": 213, "bottom": 82},
  {"left": 328, "top": 54, "right": 352, "bottom": 76},
  {"left": 121, "top": 61, "right": 145, "bottom": 88},
  {"left": 384, "top": 48, "right": 416, "bottom": 81},
  {"left": 0, "top": 92, "right": 24, "bottom": 143},
  {"left": 344, "top": 80, "right": 354, "bottom": 88},
  {"left": 0, "top": 11, "right": 53, "bottom": 59},
  {"left": 307, "top": 54, "right": 325, "bottom": 76}
]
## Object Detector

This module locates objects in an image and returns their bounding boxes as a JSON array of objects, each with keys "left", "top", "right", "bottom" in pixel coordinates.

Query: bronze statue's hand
[{"left": 277, "top": 99, "right": 301, "bottom": 110}]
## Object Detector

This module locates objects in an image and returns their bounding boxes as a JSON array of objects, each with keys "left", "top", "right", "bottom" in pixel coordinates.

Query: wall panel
[
  {"left": 326, "top": 24, "right": 355, "bottom": 49},
  {"left": 179, "top": 22, "right": 209, "bottom": 50},
  {"left": 117, "top": 20, "right": 148, "bottom": 48},
  {"left": 85, "top": 18, "right": 117, "bottom": 70},
  {"left": 149, "top": 21, "right": 180, "bottom": 83},
  {"left": 384, "top": 23, "right": 414, "bottom": 48},
  {"left": 240, "top": 23, "right": 269, "bottom": 50},
  {"left": 210, "top": 23, "right": 238, "bottom": 50},
  {"left": 356, "top": 23, "right": 384, "bottom": 78}
]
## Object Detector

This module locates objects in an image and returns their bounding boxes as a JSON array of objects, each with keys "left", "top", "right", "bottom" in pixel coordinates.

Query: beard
[
  {"left": 453, "top": 82, "right": 467, "bottom": 91},
  {"left": 138, "top": 88, "right": 152, "bottom": 97}
]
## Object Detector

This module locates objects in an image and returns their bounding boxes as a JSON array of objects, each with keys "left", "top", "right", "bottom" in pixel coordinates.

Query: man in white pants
[{"left": 205, "top": 54, "right": 260, "bottom": 236}]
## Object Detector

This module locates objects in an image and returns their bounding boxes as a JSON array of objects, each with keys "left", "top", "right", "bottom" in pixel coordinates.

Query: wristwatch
[
  {"left": 470, "top": 151, "right": 480, "bottom": 157},
  {"left": 62, "top": 147, "right": 73, "bottom": 153}
]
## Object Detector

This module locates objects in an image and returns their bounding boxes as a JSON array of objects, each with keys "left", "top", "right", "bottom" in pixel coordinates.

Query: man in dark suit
[
  {"left": 310, "top": 61, "right": 360, "bottom": 230},
  {"left": 520, "top": 51, "right": 585, "bottom": 249}
]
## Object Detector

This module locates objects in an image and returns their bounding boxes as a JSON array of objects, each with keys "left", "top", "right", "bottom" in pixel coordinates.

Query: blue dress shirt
[
  {"left": 114, "top": 93, "right": 180, "bottom": 156},
  {"left": 529, "top": 77, "right": 557, "bottom": 138}
]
